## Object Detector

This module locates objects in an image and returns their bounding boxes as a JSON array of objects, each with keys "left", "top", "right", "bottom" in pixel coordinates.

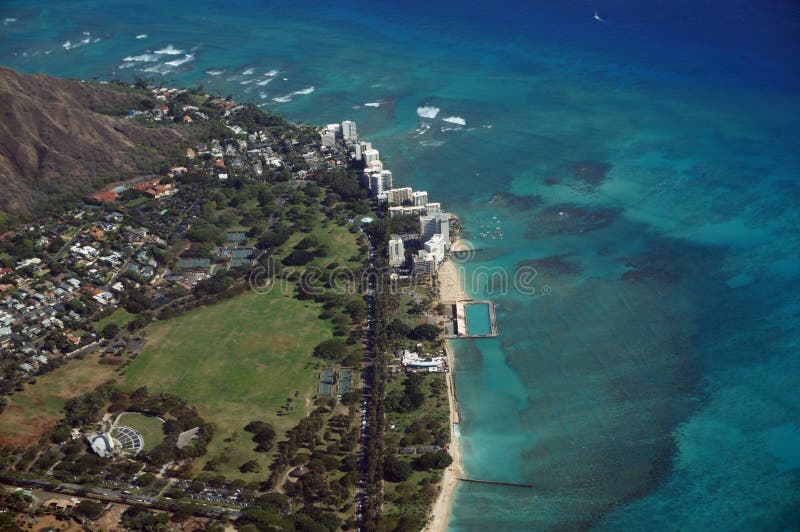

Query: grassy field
[
  {"left": 125, "top": 196, "right": 150, "bottom": 209},
  {"left": 94, "top": 307, "right": 135, "bottom": 331},
  {"left": 114, "top": 412, "right": 165, "bottom": 452},
  {"left": 121, "top": 286, "right": 333, "bottom": 479},
  {"left": 0, "top": 352, "right": 119, "bottom": 448}
]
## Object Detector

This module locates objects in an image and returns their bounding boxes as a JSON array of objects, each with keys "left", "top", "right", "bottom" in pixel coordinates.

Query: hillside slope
[{"left": 0, "top": 67, "right": 188, "bottom": 215}]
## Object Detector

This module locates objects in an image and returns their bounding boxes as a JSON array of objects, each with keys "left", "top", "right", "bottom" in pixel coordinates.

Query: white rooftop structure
[
  {"left": 412, "top": 190, "right": 429, "bottom": 207},
  {"left": 424, "top": 233, "right": 446, "bottom": 267},
  {"left": 341, "top": 120, "right": 357, "bottom": 140},
  {"left": 87, "top": 433, "right": 115, "bottom": 458}
]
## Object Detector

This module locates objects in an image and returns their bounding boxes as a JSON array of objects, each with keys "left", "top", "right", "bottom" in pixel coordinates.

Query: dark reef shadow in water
[{"left": 451, "top": 223, "right": 734, "bottom": 531}]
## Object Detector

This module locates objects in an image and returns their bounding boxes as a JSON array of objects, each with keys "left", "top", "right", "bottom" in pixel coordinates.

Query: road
[{"left": 355, "top": 229, "right": 376, "bottom": 530}]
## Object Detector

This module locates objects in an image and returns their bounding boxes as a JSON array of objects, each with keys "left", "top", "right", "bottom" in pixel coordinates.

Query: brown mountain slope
[{"left": 0, "top": 67, "right": 189, "bottom": 215}]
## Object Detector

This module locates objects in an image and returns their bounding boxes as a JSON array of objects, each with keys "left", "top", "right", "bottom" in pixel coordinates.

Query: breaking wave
[
  {"left": 416, "top": 105, "right": 440, "bottom": 118},
  {"left": 154, "top": 44, "right": 184, "bottom": 55},
  {"left": 442, "top": 116, "right": 466, "bottom": 126},
  {"left": 123, "top": 53, "right": 159, "bottom": 62},
  {"left": 164, "top": 53, "right": 194, "bottom": 67}
]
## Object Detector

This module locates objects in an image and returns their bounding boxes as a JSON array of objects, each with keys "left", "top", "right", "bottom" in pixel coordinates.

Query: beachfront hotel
[
  {"left": 341, "top": 120, "right": 357, "bottom": 140},
  {"left": 420, "top": 212, "right": 451, "bottom": 248},
  {"left": 385, "top": 187, "right": 414, "bottom": 205}
]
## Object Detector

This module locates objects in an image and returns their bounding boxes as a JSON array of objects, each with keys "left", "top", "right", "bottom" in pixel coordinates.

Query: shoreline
[{"left": 425, "top": 240, "right": 469, "bottom": 532}]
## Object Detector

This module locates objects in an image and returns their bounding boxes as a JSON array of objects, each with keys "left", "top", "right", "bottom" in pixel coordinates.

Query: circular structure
[
  {"left": 360, "top": 216, "right": 374, "bottom": 224},
  {"left": 110, "top": 425, "right": 144, "bottom": 454}
]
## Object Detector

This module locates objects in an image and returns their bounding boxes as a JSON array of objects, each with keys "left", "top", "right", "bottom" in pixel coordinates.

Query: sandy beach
[
  {"left": 425, "top": 243, "right": 468, "bottom": 532},
  {"left": 424, "top": 340, "right": 464, "bottom": 532}
]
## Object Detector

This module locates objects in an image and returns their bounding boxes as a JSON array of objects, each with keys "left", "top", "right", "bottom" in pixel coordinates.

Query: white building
[
  {"left": 413, "top": 250, "right": 435, "bottom": 277},
  {"left": 385, "top": 187, "right": 413, "bottom": 205},
  {"left": 352, "top": 142, "right": 363, "bottom": 160},
  {"left": 419, "top": 212, "right": 450, "bottom": 247},
  {"left": 341, "top": 120, "right": 357, "bottom": 140},
  {"left": 388, "top": 235, "right": 405, "bottom": 267},
  {"left": 401, "top": 350, "right": 446, "bottom": 370},
  {"left": 369, "top": 169, "right": 393, "bottom": 197},
  {"left": 412, "top": 190, "right": 429, "bottom": 207},
  {"left": 364, "top": 148, "right": 380, "bottom": 165},
  {"left": 87, "top": 433, "right": 115, "bottom": 458},
  {"left": 424, "top": 233, "right": 446, "bottom": 267},
  {"left": 425, "top": 202, "right": 441, "bottom": 214},
  {"left": 320, "top": 129, "right": 336, "bottom": 147}
]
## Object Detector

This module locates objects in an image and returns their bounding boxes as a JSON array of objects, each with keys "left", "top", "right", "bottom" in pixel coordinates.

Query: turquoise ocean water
[{"left": 2, "top": 1, "right": 799, "bottom": 529}]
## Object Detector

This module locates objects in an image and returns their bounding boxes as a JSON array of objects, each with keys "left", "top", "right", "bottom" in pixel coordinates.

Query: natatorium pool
[{"left": 465, "top": 302, "right": 493, "bottom": 336}]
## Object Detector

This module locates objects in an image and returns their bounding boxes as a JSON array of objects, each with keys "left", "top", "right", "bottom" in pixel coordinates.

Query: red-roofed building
[
  {"left": 89, "top": 190, "right": 118, "bottom": 204},
  {"left": 132, "top": 178, "right": 161, "bottom": 192}
]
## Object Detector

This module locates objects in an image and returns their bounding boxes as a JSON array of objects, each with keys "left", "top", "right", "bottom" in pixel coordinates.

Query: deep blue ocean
[{"left": 3, "top": 1, "right": 799, "bottom": 529}]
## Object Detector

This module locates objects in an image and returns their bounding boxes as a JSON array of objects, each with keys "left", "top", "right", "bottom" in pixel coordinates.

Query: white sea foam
[
  {"left": 242, "top": 68, "right": 255, "bottom": 75},
  {"left": 123, "top": 53, "right": 159, "bottom": 62},
  {"left": 256, "top": 76, "right": 276, "bottom": 86},
  {"left": 142, "top": 63, "right": 175, "bottom": 74},
  {"left": 206, "top": 69, "right": 225, "bottom": 76},
  {"left": 154, "top": 44, "right": 183, "bottom": 55},
  {"left": 416, "top": 105, "right": 440, "bottom": 119},
  {"left": 265, "top": 69, "right": 279, "bottom": 76},
  {"left": 164, "top": 53, "right": 194, "bottom": 67},
  {"left": 62, "top": 40, "right": 72, "bottom": 49},
  {"left": 240, "top": 79, "right": 254, "bottom": 85},
  {"left": 442, "top": 116, "right": 466, "bottom": 126},
  {"left": 135, "top": 34, "right": 148, "bottom": 39},
  {"left": 271, "top": 86, "right": 314, "bottom": 103},
  {"left": 259, "top": 92, "right": 268, "bottom": 99},
  {"left": 482, "top": 124, "right": 493, "bottom": 129},
  {"left": 419, "top": 140, "right": 445, "bottom": 147},
  {"left": 4, "top": 18, "right": 17, "bottom": 25},
  {"left": 282, "top": 77, "right": 288, "bottom": 81},
  {"left": 364, "top": 102, "right": 381, "bottom": 108}
]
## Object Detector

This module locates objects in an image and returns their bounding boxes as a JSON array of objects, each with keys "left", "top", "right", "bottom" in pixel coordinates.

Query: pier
[{"left": 456, "top": 478, "right": 533, "bottom": 489}]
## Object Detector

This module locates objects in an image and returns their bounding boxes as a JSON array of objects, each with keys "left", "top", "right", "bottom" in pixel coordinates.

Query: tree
[
  {"left": 313, "top": 339, "right": 347, "bottom": 361},
  {"left": 383, "top": 456, "right": 413, "bottom": 482},
  {"left": 410, "top": 323, "right": 440, "bottom": 341},
  {"left": 240, "top": 460, "right": 261, "bottom": 473},
  {"left": 75, "top": 500, "right": 105, "bottom": 519},
  {"left": 102, "top": 323, "right": 120, "bottom": 339},
  {"left": 413, "top": 450, "right": 453, "bottom": 471}
]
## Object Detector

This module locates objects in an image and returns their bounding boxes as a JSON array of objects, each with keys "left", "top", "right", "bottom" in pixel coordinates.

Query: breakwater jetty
[{"left": 456, "top": 478, "right": 533, "bottom": 489}]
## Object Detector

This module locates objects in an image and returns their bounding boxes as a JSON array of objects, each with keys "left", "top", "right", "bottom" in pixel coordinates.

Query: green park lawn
[
  {"left": 94, "top": 307, "right": 135, "bottom": 331},
  {"left": 121, "top": 286, "right": 333, "bottom": 479},
  {"left": 114, "top": 412, "right": 165, "bottom": 452}
]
